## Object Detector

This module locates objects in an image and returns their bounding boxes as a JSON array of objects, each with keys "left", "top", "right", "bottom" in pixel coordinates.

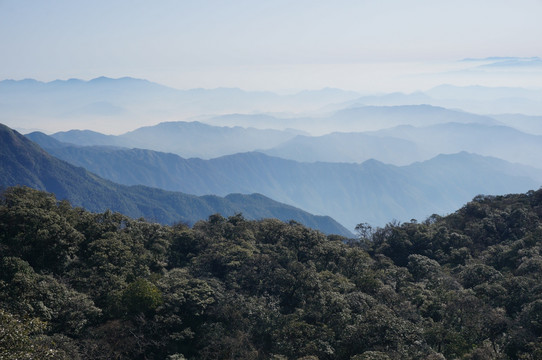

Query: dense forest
[{"left": 2, "top": 186, "right": 542, "bottom": 359}]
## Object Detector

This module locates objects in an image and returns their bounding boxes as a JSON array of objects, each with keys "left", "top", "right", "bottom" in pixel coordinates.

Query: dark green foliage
[
  {"left": 121, "top": 278, "right": 163, "bottom": 315},
  {"left": 0, "top": 187, "right": 83, "bottom": 273},
  {"left": 0, "top": 309, "right": 46, "bottom": 359},
  {"left": 2, "top": 186, "right": 542, "bottom": 359}
]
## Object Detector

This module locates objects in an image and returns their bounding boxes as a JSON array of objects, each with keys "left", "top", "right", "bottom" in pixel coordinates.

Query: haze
[{"left": 1, "top": 0, "right": 542, "bottom": 93}]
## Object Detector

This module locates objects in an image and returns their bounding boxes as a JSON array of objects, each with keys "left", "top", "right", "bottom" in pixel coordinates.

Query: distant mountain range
[
  {"left": 262, "top": 132, "right": 423, "bottom": 165},
  {"left": 370, "top": 122, "right": 542, "bottom": 169},
  {"left": 0, "top": 77, "right": 360, "bottom": 134},
  {"left": 262, "top": 120, "right": 542, "bottom": 168},
  {"left": 490, "top": 113, "right": 542, "bottom": 135},
  {"left": 4, "top": 76, "right": 542, "bottom": 232},
  {"left": 201, "top": 104, "right": 500, "bottom": 134},
  {"left": 27, "top": 131, "right": 542, "bottom": 229},
  {"left": 347, "top": 84, "right": 542, "bottom": 117},
  {"left": 45, "top": 117, "right": 542, "bottom": 168},
  {"left": 49, "top": 121, "right": 301, "bottom": 159},
  {"left": 0, "top": 124, "right": 351, "bottom": 236},
  {"left": 4, "top": 76, "right": 542, "bottom": 137}
]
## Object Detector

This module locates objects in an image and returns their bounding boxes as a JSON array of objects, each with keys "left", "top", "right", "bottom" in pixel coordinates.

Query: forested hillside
[{"left": 2, "top": 186, "right": 542, "bottom": 359}]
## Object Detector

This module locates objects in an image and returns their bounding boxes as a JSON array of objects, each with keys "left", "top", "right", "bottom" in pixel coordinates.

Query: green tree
[
  {"left": 0, "top": 309, "right": 55, "bottom": 359},
  {"left": 121, "top": 278, "right": 163, "bottom": 315}
]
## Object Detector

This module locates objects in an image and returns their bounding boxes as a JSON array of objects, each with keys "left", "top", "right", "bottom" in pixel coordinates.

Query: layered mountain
[
  {"left": 325, "top": 104, "right": 498, "bottom": 131},
  {"left": 47, "top": 118, "right": 542, "bottom": 168},
  {"left": 201, "top": 104, "right": 499, "bottom": 134},
  {"left": 0, "top": 77, "right": 360, "bottom": 134},
  {"left": 50, "top": 121, "right": 300, "bottom": 159},
  {"left": 5, "top": 76, "right": 542, "bottom": 138},
  {"left": 0, "top": 124, "right": 351, "bottom": 236},
  {"left": 490, "top": 113, "right": 542, "bottom": 135},
  {"left": 262, "top": 132, "right": 423, "bottom": 165},
  {"left": 262, "top": 122, "right": 542, "bottom": 168},
  {"left": 371, "top": 122, "right": 542, "bottom": 169},
  {"left": 341, "top": 85, "right": 542, "bottom": 116},
  {"left": 28, "top": 132, "right": 542, "bottom": 230}
]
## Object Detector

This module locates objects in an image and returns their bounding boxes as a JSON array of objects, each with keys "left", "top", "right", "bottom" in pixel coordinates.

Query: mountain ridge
[
  {"left": 27, "top": 131, "right": 542, "bottom": 229},
  {"left": 1, "top": 123, "right": 351, "bottom": 236}
]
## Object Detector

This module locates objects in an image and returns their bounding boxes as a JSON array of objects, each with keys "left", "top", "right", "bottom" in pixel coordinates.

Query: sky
[{"left": 1, "top": 0, "right": 542, "bottom": 92}]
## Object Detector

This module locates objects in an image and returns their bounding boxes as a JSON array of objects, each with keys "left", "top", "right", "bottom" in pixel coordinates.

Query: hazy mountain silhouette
[
  {"left": 46, "top": 116, "right": 542, "bottom": 168},
  {"left": 5, "top": 76, "right": 542, "bottom": 136},
  {"left": 262, "top": 132, "right": 423, "bottom": 165},
  {"left": 372, "top": 122, "right": 542, "bottom": 169},
  {"left": 28, "top": 132, "right": 542, "bottom": 230},
  {"left": 330, "top": 104, "right": 497, "bottom": 129},
  {"left": 202, "top": 104, "right": 500, "bottom": 134},
  {"left": 51, "top": 121, "right": 299, "bottom": 159},
  {"left": 1, "top": 123, "right": 351, "bottom": 236},
  {"left": 0, "top": 77, "right": 360, "bottom": 134},
  {"left": 336, "top": 85, "right": 542, "bottom": 116},
  {"left": 490, "top": 113, "right": 542, "bottom": 135}
]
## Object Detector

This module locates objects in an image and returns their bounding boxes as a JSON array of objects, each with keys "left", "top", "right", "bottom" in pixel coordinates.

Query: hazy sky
[{"left": 1, "top": 0, "right": 542, "bottom": 92}]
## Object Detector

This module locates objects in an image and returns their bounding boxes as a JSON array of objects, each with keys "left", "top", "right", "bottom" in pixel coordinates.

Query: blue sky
[{"left": 1, "top": 0, "right": 542, "bottom": 92}]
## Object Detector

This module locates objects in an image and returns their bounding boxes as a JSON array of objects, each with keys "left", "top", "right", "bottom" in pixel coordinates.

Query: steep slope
[
  {"left": 27, "top": 133, "right": 542, "bottom": 229},
  {"left": 1, "top": 124, "right": 351, "bottom": 236}
]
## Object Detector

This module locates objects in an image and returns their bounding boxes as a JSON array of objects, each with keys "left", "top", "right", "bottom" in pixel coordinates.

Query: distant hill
[
  {"left": 203, "top": 104, "right": 500, "bottom": 135},
  {"left": 490, "top": 113, "right": 542, "bottom": 135},
  {"left": 47, "top": 129, "right": 121, "bottom": 147},
  {"left": 49, "top": 126, "right": 426, "bottom": 166},
  {"left": 260, "top": 122, "right": 542, "bottom": 167},
  {"left": 50, "top": 121, "right": 299, "bottom": 159},
  {"left": 262, "top": 132, "right": 423, "bottom": 165},
  {"left": 5, "top": 76, "right": 542, "bottom": 137},
  {"left": 336, "top": 85, "right": 542, "bottom": 116},
  {"left": 328, "top": 104, "right": 498, "bottom": 131},
  {"left": 0, "top": 77, "right": 360, "bottom": 134},
  {"left": 0, "top": 124, "right": 351, "bottom": 236},
  {"left": 199, "top": 113, "right": 313, "bottom": 133},
  {"left": 371, "top": 122, "right": 542, "bottom": 169},
  {"left": 28, "top": 132, "right": 542, "bottom": 230},
  {"left": 45, "top": 104, "right": 527, "bottom": 164}
]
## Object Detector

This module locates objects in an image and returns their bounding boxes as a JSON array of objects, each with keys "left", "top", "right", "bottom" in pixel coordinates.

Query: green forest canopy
[{"left": 1, "top": 186, "right": 542, "bottom": 359}]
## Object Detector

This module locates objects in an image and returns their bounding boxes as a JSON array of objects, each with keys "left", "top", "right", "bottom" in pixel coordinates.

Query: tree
[
  {"left": 0, "top": 309, "right": 56, "bottom": 359},
  {"left": 121, "top": 278, "right": 163, "bottom": 315}
]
